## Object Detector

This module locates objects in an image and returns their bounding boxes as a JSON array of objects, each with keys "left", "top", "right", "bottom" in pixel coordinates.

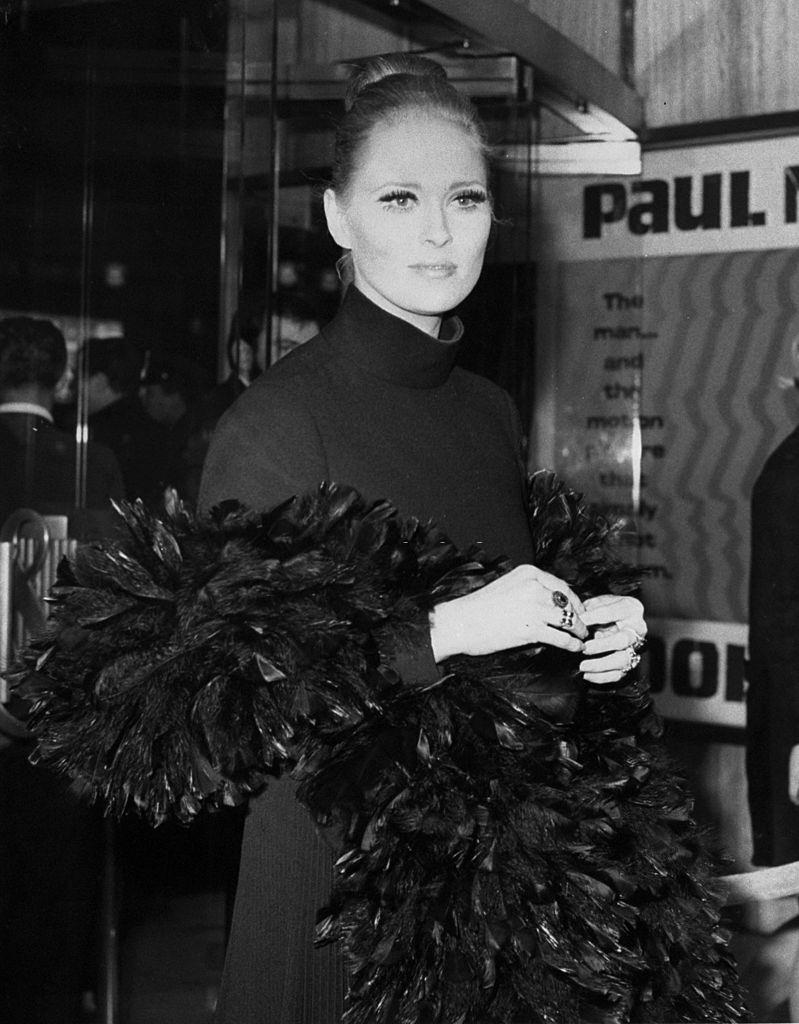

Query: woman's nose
[{"left": 422, "top": 203, "right": 452, "bottom": 246}]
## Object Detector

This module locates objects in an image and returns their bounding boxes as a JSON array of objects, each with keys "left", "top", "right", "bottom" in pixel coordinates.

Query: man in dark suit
[
  {"left": 0, "top": 315, "right": 124, "bottom": 537},
  {"left": 0, "top": 314, "right": 122, "bottom": 1023}
]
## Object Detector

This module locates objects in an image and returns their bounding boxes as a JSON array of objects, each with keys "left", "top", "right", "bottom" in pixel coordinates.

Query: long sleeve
[
  {"left": 199, "top": 383, "right": 328, "bottom": 512},
  {"left": 200, "top": 377, "right": 442, "bottom": 689}
]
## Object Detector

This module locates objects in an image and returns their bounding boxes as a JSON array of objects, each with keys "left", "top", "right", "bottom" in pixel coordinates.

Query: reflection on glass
[{"left": 1, "top": 0, "right": 228, "bottom": 516}]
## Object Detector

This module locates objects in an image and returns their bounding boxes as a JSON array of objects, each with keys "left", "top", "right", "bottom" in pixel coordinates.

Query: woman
[
  {"left": 16, "top": 53, "right": 747, "bottom": 1024},
  {"left": 195, "top": 55, "right": 744, "bottom": 1023}
]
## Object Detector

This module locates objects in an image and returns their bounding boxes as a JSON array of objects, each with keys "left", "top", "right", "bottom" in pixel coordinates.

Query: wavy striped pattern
[{"left": 554, "top": 249, "right": 799, "bottom": 622}]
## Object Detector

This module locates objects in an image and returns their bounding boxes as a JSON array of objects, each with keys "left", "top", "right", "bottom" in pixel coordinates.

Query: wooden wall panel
[
  {"left": 515, "top": 0, "right": 623, "bottom": 77},
  {"left": 238, "top": 0, "right": 799, "bottom": 131},
  {"left": 636, "top": 0, "right": 799, "bottom": 127},
  {"left": 280, "top": 0, "right": 628, "bottom": 88},
  {"left": 517, "top": 0, "right": 799, "bottom": 128},
  {"left": 230, "top": 0, "right": 409, "bottom": 70},
  {"left": 294, "top": 0, "right": 407, "bottom": 67}
]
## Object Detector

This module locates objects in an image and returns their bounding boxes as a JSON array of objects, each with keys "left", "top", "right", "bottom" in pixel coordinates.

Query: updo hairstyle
[{"left": 331, "top": 52, "right": 490, "bottom": 197}]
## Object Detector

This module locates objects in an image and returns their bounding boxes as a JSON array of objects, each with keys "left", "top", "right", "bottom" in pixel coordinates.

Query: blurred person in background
[
  {"left": 141, "top": 352, "right": 206, "bottom": 505},
  {"left": 82, "top": 334, "right": 172, "bottom": 506},
  {"left": 200, "top": 309, "right": 264, "bottom": 428},
  {"left": 0, "top": 315, "right": 124, "bottom": 538},
  {"left": 187, "top": 311, "right": 265, "bottom": 506},
  {"left": 271, "top": 289, "right": 321, "bottom": 363}
]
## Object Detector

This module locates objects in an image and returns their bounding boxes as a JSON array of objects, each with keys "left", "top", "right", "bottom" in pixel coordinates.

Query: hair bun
[{"left": 344, "top": 52, "right": 448, "bottom": 111}]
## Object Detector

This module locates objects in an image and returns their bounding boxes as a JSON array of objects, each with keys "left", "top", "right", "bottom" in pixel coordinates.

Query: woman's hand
[
  {"left": 578, "top": 595, "right": 647, "bottom": 685},
  {"left": 429, "top": 565, "right": 588, "bottom": 662}
]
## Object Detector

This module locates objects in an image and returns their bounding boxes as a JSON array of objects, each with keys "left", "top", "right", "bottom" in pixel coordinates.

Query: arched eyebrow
[
  {"left": 369, "top": 179, "right": 486, "bottom": 194},
  {"left": 369, "top": 181, "right": 420, "bottom": 194}
]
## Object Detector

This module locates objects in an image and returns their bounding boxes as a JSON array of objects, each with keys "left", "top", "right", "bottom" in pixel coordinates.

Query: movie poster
[{"left": 536, "top": 137, "right": 799, "bottom": 729}]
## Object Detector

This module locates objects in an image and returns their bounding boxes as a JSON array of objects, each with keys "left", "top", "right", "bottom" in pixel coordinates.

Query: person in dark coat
[
  {"left": 199, "top": 310, "right": 263, "bottom": 429},
  {"left": 0, "top": 316, "right": 124, "bottom": 538},
  {"left": 745, "top": 377, "right": 799, "bottom": 1022},
  {"left": 199, "top": 54, "right": 652, "bottom": 1024},
  {"left": 82, "top": 334, "right": 173, "bottom": 506},
  {"left": 188, "top": 316, "right": 264, "bottom": 502},
  {"left": 141, "top": 353, "right": 206, "bottom": 506},
  {"left": 747, "top": 398, "right": 799, "bottom": 866}
]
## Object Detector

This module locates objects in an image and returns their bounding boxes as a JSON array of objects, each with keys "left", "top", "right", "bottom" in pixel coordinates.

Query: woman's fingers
[
  {"left": 579, "top": 647, "right": 635, "bottom": 684},
  {"left": 539, "top": 624, "right": 587, "bottom": 653},
  {"left": 516, "top": 568, "right": 587, "bottom": 638},
  {"left": 528, "top": 568, "right": 586, "bottom": 614},
  {"left": 578, "top": 594, "right": 648, "bottom": 682},
  {"left": 579, "top": 649, "right": 630, "bottom": 674},
  {"left": 581, "top": 667, "right": 628, "bottom": 685},
  {"left": 543, "top": 596, "right": 589, "bottom": 640},
  {"left": 582, "top": 594, "right": 645, "bottom": 629},
  {"left": 581, "top": 595, "right": 646, "bottom": 657},
  {"left": 477, "top": 565, "right": 589, "bottom": 639},
  {"left": 582, "top": 624, "right": 644, "bottom": 657},
  {"left": 429, "top": 564, "right": 589, "bottom": 660}
]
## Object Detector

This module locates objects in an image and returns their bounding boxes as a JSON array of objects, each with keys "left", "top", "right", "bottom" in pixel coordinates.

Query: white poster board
[{"left": 537, "top": 137, "right": 799, "bottom": 727}]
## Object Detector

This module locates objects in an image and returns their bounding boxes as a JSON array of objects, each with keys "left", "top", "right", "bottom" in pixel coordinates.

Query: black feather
[{"left": 11, "top": 473, "right": 749, "bottom": 1023}]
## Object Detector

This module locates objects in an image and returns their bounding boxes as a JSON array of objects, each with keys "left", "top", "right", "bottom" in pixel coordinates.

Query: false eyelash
[
  {"left": 455, "top": 189, "right": 488, "bottom": 203},
  {"left": 379, "top": 189, "right": 415, "bottom": 203},
  {"left": 378, "top": 188, "right": 488, "bottom": 205}
]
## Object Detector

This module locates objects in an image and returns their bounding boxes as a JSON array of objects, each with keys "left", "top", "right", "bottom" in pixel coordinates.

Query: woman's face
[{"left": 324, "top": 111, "right": 491, "bottom": 335}]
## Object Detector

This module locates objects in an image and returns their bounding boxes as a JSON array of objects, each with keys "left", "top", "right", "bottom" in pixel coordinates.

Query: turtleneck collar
[{"left": 322, "top": 285, "right": 464, "bottom": 389}]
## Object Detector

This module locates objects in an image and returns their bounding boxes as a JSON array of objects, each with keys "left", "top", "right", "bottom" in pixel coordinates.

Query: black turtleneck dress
[{"left": 199, "top": 286, "right": 535, "bottom": 1023}]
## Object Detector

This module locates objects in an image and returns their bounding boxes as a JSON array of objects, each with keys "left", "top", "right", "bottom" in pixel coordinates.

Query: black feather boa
[{"left": 11, "top": 472, "right": 750, "bottom": 1024}]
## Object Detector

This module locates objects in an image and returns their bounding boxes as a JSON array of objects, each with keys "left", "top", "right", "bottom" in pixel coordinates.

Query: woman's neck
[{"left": 351, "top": 278, "right": 443, "bottom": 337}]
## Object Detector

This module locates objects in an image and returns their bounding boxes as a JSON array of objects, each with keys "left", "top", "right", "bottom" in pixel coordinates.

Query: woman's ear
[{"left": 323, "top": 188, "right": 352, "bottom": 249}]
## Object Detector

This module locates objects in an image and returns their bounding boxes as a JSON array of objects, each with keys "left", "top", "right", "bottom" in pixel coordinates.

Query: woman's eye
[
  {"left": 454, "top": 190, "right": 487, "bottom": 209},
  {"left": 380, "top": 191, "right": 415, "bottom": 209}
]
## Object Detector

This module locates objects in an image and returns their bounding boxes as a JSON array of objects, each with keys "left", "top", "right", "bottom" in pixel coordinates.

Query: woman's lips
[{"left": 409, "top": 262, "right": 457, "bottom": 278}]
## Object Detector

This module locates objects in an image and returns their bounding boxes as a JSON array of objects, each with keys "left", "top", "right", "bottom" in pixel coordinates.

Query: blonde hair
[{"left": 331, "top": 52, "right": 489, "bottom": 198}]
